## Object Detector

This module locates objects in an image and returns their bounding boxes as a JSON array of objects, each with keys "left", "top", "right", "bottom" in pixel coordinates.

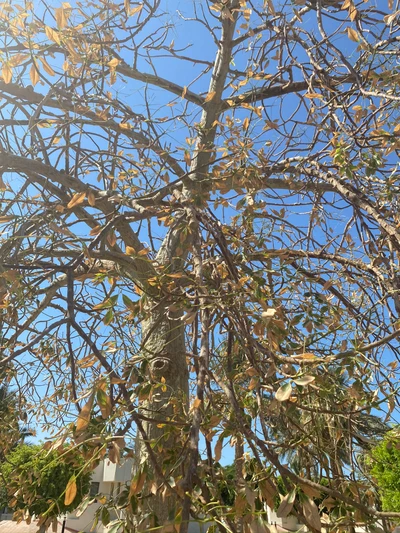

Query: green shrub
[
  {"left": 1, "top": 444, "right": 91, "bottom": 520},
  {"left": 369, "top": 428, "right": 400, "bottom": 513}
]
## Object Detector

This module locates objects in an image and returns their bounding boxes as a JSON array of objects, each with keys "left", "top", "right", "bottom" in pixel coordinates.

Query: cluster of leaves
[
  {"left": 368, "top": 429, "right": 400, "bottom": 515},
  {"left": 0, "top": 445, "right": 91, "bottom": 527},
  {"left": 0, "top": 378, "right": 26, "bottom": 458}
]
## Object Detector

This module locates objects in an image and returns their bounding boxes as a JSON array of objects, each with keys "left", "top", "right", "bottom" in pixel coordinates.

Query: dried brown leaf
[
  {"left": 67, "top": 192, "right": 86, "bottom": 209},
  {"left": 214, "top": 438, "right": 223, "bottom": 462},
  {"left": 64, "top": 476, "right": 77, "bottom": 506},
  {"left": 45, "top": 26, "right": 61, "bottom": 44},
  {"left": 277, "top": 489, "right": 296, "bottom": 518},
  {"left": 2, "top": 64, "right": 12, "bottom": 84},
  {"left": 347, "top": 27, "right": 359, "bottom": 41},
  {"left": 303, "top": 497, "right": 322, "bottom": 531},
  {"left": 130, "top": 470, "right": 146, "bottom": 496},
  {"left": 76, "top": 394, "right": 94, "bottom": 433}
]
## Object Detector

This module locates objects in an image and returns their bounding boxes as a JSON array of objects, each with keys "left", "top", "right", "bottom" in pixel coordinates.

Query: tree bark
[
  {"left": 132, "top": 2, "right": 240, "bottom": 527},
  {"left": 135, "top": 304, "right": 189, "bottom": 525}
]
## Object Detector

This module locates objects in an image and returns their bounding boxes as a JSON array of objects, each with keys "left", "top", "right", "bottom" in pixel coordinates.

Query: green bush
[
  {"left": 369, "top": 428, "right": 400, "bottom": 513},
  {"left": 1, "top": 444, "right": 91, "bottom": 520}
]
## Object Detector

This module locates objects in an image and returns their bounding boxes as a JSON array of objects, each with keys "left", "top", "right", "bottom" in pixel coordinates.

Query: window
[{"left": 89, "top": 481, "right": 100, "bottom": 498}]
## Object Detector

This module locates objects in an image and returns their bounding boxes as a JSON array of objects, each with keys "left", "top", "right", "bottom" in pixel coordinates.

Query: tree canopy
[
  {"left": 0, "top": 381, "right": 23, "bottom": 457},
  {"left": 1, "top": 0, "right": 400, "bottom": 531},
  {"left": 369, "top": 428, "right": 400, "bottom": 516},
  {"left": 0, "top": 444, "right": 91, "bottom": 530}
]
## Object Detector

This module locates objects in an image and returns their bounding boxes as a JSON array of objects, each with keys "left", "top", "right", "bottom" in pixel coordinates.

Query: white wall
[{"left": 66, "top": 460, "right": 132, "bottom": 533}]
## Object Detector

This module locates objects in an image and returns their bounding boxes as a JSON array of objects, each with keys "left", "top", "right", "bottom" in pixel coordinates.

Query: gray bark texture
[{"left": 131, "top": 2, "right": 239, "bottom": 527}]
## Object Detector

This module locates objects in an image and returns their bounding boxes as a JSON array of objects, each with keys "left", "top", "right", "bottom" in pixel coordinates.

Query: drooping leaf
[
  {"left": 76, "top": 394, "right": 94, "bottom": 433},
  {"left": 130, "top": 470, "right": 146, "bottom": 496},
  {"left": 276, "top": 488, "right": 296, "bottom": 518},
  {"left": 258, "top": 478, "right": 277, "bottom": 510},
  {"left": 275, "top": 383, "right": 292, "bottom": 402},
  {"left": 2, "top": 64, "right": 12, "bottom": 84},
  {"left": 39, "top": 57, "right": 55, "bottom": 76},
  {"left": 29, "top": 64, "right": 39, "bottom": 86},
  {"left": 214, "top": 438, "right": 223, "bottom": 462},
  {"left": 97, "top": 386, "right": 112, "bottom": 419},
  {"left": 347, "top": 27, "right": 359, "bottom": 41},
  {"left": 55, "top": 7, "right": 68, "bottom": 29},
  {"left": 64, "top": 475, "right": 77, "bottom": 506},
  {"left": 45, "top": 26, "right": 61, "bottom": 44},
  {"left": 293, "top": 375, "right": 315, "bottom": 386},
  {"left": 67, "top": 192, "right": 86, "bottom": 209},
  {"left": 108, "top": 441, "right": 121, "bottom": 464},
  {"left": 87, "top": 191, "right": 96, "bottom": 206},
  {"left": 303, "top": 497, "right": 322, "bottom": 531}
]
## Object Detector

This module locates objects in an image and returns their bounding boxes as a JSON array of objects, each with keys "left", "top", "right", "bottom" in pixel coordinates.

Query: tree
[
  {"left": 1, "top": 0, "right": 400, "bottom": 531},
  {"left": 0, "top": 384, "right": 19, "bottom": 452},
  {"left": 0, "top": 379, "right": 28, "bottom": 458},
  {"left": 368, "top": 428, "right": 400, "bottom": 515},
  {"left": 0, "top": 444, "right": 91, "bottom": 531}
]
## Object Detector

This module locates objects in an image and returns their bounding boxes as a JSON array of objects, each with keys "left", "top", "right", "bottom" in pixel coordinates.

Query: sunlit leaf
[
  {"left": 55, "top": 7, "right": 68, "bottom": 28},
  {"left": 45, "top": 26, "right": 61, "bottom": 44},
  {"left": 293, "top": 375, "right": 315, "bottom": 386},
  {"left": 29, "top": 64, "right": 39, "bottom": 86},
  {"left": 130, "top": 470, "right": 146, "bottom": 496},
  {"left": 67, "top": 192, "right": 86, "bottom": 208},
  {"left": 2, "top": 64, "right": 12, "bottom": 84},
  {"left": 276, "top": 489, "right": 296, "bottom": 518},
  {"left": 97, "top": 386, "right": 112, "bottom": 418},
  {"left": 204, "top": 91, "right": 216, "bottom": 103},
  {"left": 39, "top": 57, "right": 55, "bottom": 76},
  {"left": 87, "top": 191, "right": 96, "bottom": 206},
  {"left": 64, "top": 476, "right": 77, "bottom": 506},
  {"left": 76, "top": 394, "right": 94, "bottom": 433},
  {"left": 275, "top": 383, "right": 292, "bottom": 402},
  {"left": 347, "top": 27, "right": 359, "bottom": 41}
]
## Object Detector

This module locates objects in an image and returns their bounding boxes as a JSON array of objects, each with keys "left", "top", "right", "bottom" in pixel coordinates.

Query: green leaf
[
  {"left": 103, "top": 308, "right": 114, "bottom": 325},
  {"left": 101, "top": 507, "right": 110, "bottom": 526},
  {"left": 122, "top": 294, "right": 136, "bottom": 311},
  {"left": 107, "top": 523, "right": 123, "bottom": 533}
]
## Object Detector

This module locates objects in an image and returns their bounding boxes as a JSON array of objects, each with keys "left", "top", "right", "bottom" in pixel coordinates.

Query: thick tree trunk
[
  {"left": 132, "top": 3, "right": 239, "bottom": 528},
  {"left": 134, "top": 302, "right": 189, "bottom": 526}
]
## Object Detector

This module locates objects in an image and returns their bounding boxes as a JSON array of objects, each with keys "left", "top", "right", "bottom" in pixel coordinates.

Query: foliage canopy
[
  {"left": 0, "top": 445, "right": 91, "bottom": 527},
  {"left": 0, "top": 382, "right": 23, "bottom": 457},
  {"left": 0, "top": 0, "right": 400, "bottom": 531},
  {"left": 369, "top": 429, "right": 400, "bottom": 515}
]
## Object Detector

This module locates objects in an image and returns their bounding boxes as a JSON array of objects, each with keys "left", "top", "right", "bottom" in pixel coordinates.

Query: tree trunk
[
  {"left": 132, "top": 2, "right": 239, "bottom": 527},
  {"left": 134, "top": 302, "right": 189, "bottom": 526}
]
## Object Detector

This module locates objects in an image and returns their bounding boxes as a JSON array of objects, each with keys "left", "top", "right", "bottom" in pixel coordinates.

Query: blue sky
[{"left": 2, "top": 0, "right": 400, "bottom": 475}]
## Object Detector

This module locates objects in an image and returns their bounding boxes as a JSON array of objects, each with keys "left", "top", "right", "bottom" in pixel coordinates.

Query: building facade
[{"left": 65, "top": 459, "right": 132, "bottom": 533}]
